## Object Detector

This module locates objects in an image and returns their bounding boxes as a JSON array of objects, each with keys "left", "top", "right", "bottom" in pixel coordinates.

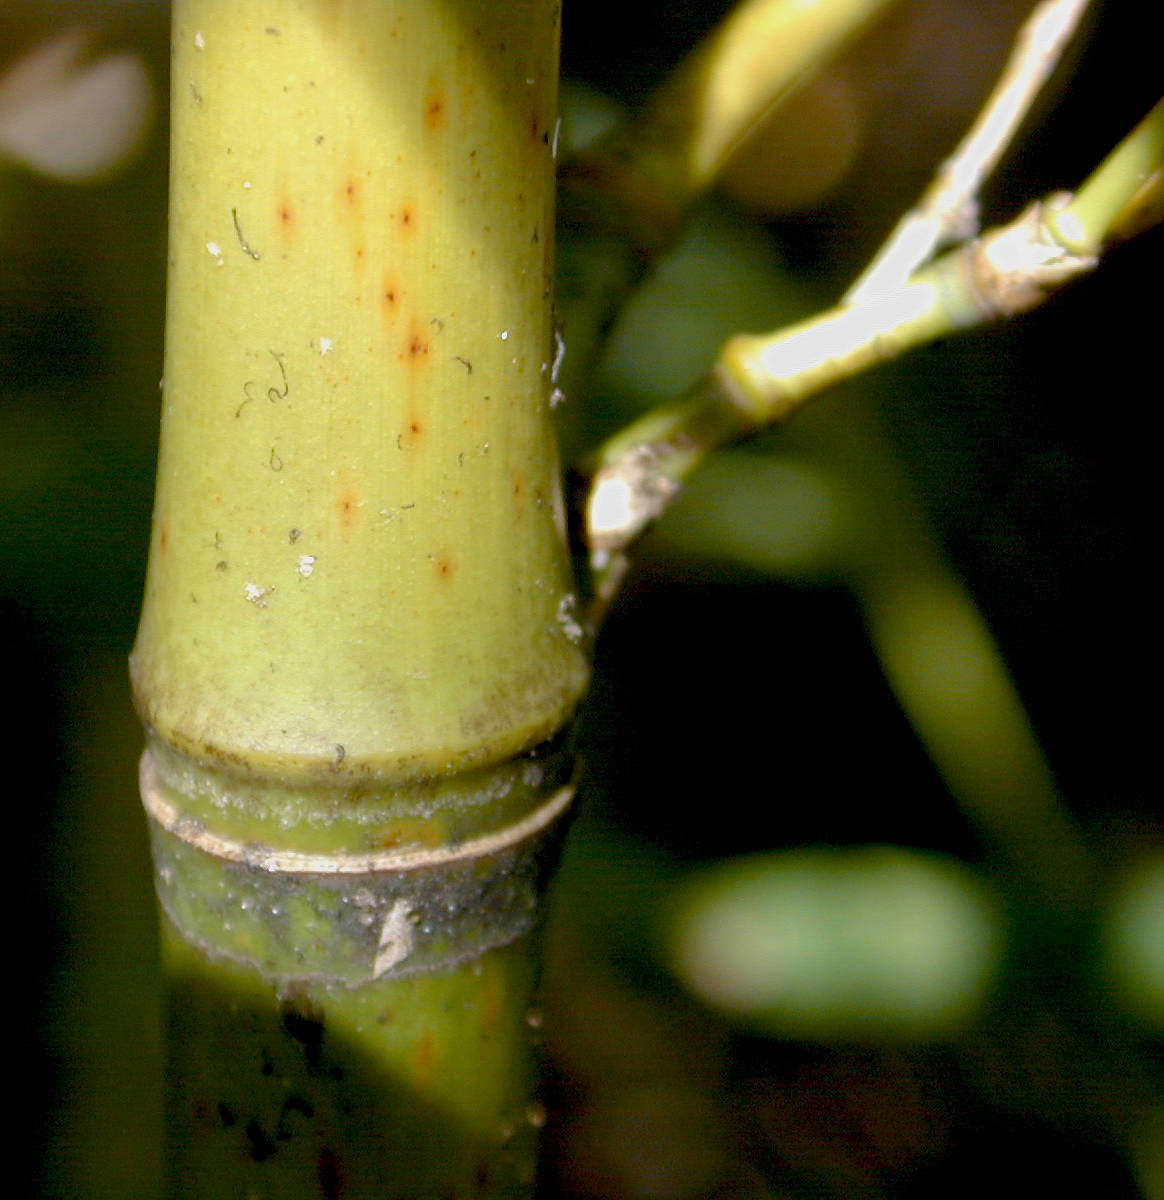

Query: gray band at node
[{"left": 141, "top": 751, "right": 574, "bottom": 985}]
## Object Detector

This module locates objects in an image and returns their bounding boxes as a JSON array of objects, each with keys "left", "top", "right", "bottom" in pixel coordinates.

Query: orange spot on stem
[
  {"left": 276, "top": 196, "right": 296, "bottom": 244},
  {"left": 401, "top": 320, "right": 429, "bottom": 365},
  {"left": 415, "top": 1029, "right": 437, "bottom": 1090},
  {"left": 337, "top": 484, "right": 362, "bottom": 530},
  {"left": 481, "top": 961, "right": 505, "bottom": 1038},
  {"left": 399, "top": 415, "right": 423, "bottom": 450},
  {"left": 424, "top": 81, "right": 446, "bottom": 132}
]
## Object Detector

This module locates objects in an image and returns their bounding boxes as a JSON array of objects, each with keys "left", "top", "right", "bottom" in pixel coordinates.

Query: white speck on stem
[
  {"left": 245, "top": 582, "right": 269, "bottom": 607},
  {"left": 499, "top": 330, "right": 509, "bottom": 340},
  {"left": 206, "top": 241, "right": 224, "bottom": 266},
  {"left": 557, "top": 594, "right": 583, "bottom": 644},
  {"left": 194, "top": 31, "right": 205, "bottom": 50},
  {"left": 319, "top": 337, "right": 332, "bottom": 354},
  {"left": 373, "top": 899, "right": 415, "bottom": 977},
  {"left": 296, "top": 555, "right": 316, "bottom": 578}
]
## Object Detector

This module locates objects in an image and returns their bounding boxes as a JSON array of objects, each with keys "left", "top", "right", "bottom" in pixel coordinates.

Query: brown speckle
[
  {"left": 337, "top": 484, "right": 362, "bottom": 530},
  {"left": 415, "top": 1029, "right": 436, "bottom": 1089},
  {"left": 482, "top": 960, "right": 504, "bottom": 1038},
  {"left": 435, "top": 553, "right": 453, "bottom": 580},
  {"left": 398, "top": 418, "right": 423, "bottom": 450},
  {"left": 424, "top": 83, "right": 445, "bottom": 131}
]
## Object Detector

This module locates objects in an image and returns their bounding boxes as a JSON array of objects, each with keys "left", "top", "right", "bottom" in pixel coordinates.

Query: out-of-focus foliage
[
  {"left": 1105, "top": 856, "right": 1164, "bottom": 1031},
  {"left": 668, "top": 846, "right": 1001, "bottom": 1041},
  {"left": 0, "top": 28, "right": 151, "bottom": 181}
]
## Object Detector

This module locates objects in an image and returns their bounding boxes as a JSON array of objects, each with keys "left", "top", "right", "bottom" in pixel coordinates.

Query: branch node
[
  {"left": 587, "top": 444, "right": 681, "bottom": 560},
  {"left": 969, "top": 195, "right": 1097, "bottom": 318}
]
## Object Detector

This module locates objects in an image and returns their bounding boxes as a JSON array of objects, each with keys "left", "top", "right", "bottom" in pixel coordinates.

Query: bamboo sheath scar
[{"left": 132, "top": 1, "right": 586, "bottom": 1194}]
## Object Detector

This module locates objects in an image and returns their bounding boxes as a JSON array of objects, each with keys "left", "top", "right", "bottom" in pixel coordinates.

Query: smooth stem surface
[
  {"left": 135, "top": 1, "right": 586, "bottom": 785},
  {"left": 133, "top": 2, "right": 585, "bottom": 1195},
  {"left": 1050, "top": 94, "right": 1164, "bottom": 253}
]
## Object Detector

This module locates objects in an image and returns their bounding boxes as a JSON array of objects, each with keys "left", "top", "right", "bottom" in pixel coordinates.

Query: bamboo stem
[{"left": 133, "top": 2, "right": 586, "bottom": 1194}]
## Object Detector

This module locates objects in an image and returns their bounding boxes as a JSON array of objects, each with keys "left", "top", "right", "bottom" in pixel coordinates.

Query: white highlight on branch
[
  {"left": 757, "top": 282, "right": 938, "bottom": 381},
  {"left": 588, "top": 445, "right": 680, "bottom": 556},
  {"left": 847, "top": 0, "right": 1091, "bottom": 304}
]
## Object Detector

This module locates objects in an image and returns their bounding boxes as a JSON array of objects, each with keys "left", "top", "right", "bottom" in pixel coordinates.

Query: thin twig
[
  {"left": 846, "top": 0, "right": 1092, "bottom": 305},
  {"left": 579, "top": 97, "right": 1164, "bottom": 574}
]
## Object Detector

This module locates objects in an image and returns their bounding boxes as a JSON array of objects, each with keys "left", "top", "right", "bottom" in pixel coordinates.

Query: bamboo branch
[
  {"left": 846, "top": 0, "right": 1093, "bottom": 304},
  {"left": 580, "top": 95, "right": 1164, "bottom": 573}
]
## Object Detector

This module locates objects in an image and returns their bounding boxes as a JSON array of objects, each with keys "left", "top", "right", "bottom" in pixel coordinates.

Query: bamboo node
[{"left": 140, "top": 751, "right": 574, "bottom": 984}]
